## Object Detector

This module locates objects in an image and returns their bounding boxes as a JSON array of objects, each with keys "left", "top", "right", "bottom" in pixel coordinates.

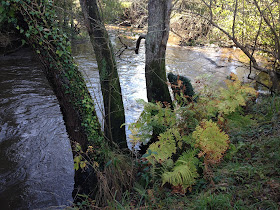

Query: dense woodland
[{"left": 0, "top": 0, "right": 279, "bottom": 209}]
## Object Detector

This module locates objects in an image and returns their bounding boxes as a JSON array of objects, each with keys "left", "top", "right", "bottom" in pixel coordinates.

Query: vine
[{"left": 1, "top": 0, "right": 106, "bottom": 163}]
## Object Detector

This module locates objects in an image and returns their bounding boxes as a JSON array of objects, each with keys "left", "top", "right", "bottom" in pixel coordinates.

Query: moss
[{"left": 146, "top": 60, "right": 172, "bottom": 103}]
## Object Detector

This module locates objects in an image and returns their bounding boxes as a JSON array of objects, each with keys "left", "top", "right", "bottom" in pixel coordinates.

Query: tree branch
[
  {"left": 191, "top": 11, "right": 269, "bottom": 74},
  {"left": 253, "top": 0, "right": 280, "bottom": 60},
  {"left": 232, "top": 0, "right": 238, "bottom": 39},
  {"left": 135, "top": 34, "right": 146, "bottom": 54}
]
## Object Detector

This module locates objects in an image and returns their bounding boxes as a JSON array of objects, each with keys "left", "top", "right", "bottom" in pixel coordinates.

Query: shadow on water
[{"left": 0, "top": 49, "right": 74, "bottom": 209}]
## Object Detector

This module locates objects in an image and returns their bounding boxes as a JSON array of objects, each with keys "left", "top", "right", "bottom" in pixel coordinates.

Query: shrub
[{"left": 129, "top": 73, "right": 257, "bottom": 192}]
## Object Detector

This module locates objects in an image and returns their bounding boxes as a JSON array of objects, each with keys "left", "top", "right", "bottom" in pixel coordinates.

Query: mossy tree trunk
[
  {"left": 79, "top": 0, "right": 127, "bottom": 148},
  {"left": 145, "top": 0, "right": 172, "bottom": 103},
  {"left": 4, "top": 0, "right": 107, "bottom": 197}
]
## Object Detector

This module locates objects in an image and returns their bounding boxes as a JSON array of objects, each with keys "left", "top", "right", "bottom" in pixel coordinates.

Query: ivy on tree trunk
[{"left": 3, "top": 0, "right": 107, "bottom": 197}]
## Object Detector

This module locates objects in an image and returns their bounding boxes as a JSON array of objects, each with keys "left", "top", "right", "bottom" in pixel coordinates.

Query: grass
[
  {"left": 70, "top": 95, "right": 279, "bottom": 209},
  {"left": 106, "top": 95, "right": 280, "bottom": 209}
]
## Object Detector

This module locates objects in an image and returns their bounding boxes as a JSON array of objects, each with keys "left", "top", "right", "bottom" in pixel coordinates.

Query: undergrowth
[
  {"left": 69, "top": 74, "right": 279, "bottom": 209},
  {"left": 108, "top": 75, "right": 280, "bottom": 209}
]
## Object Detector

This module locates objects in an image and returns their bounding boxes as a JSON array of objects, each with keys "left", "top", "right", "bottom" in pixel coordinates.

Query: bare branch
[
  {"left": 248, "top": 17, "right": 262, "bottom": 80},
  {"left": 135, "top": 34, "right": 146, "bottom": 54},
  {"left": 191, "top": 11, "right": 269, "bottom": 74},
  {"left": 253, "top": 0, "right": 280, "bottom": 60},
  {"left": 232, "top": 0, "right": 238, "bottom": 39}
]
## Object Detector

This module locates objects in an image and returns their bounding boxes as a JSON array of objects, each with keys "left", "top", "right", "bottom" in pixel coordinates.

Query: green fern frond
[
  {"left": 161, "top": 159, "right": 174, "bottom": 171},
  {"left": 147, "top": 128, "right": 179, "bottom": 163},
  {"left": 162, "top": 154, "right": 199, "bottom": 189},
  {"left": 218, "top": 73, "right": 257, "bottom": 115},
  {"left": 194, "top": 73, "right": 257, "bottom": 118},
  {"left": 176, "top": 150, "right": 199, "bottom": 166},
  {"left": 129, "top": 100, "right": 178, "bottom": 144}
]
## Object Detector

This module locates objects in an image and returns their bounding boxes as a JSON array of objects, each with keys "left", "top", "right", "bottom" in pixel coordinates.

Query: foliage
[
  {"left": 252, "top": 95, "right": 280, "bottom": 122},
  {"left": 52, "top": 0, "right": 81, "bottom": 37},
  {"left": 193, "top": 120, "right": 229, "bottom": 163},
  {"left": 201, "top": 0, "right": 280, "bottom": 92},
  {"left": 177, "top": 0, "right": 280, "bottom": 92},
  {"left": 162, "top": 150, "right": 199, "bottom": 191},
  {"left": 206, "top": 0, "right": 280, "bottom": 52},
  {"left": 190, "top": 192, "right": 233, "bottom": 209},
  {"left": 115, "top": 95, "right": 280, "bottom": 209},
  {"left": 129, "top": 100, "right": 177, "bottom": 148},
  {"left": 99, "top": 0, "right": 124, "bottom": 23},
  {"left": 1, "top": 0, "right": 105, "bottom": 154},
  {"left": 129, "top": 73, "right": 257, "bottom": 193},
  {"left": 194, "top": 73, "right": 257, "bottom": 119},
  {"left": 73, "top": 142, "right": 136, "bottom": 206},
  {"left": 218, "top": 73, "right": 258, "bottom": 115},
  {"left": 95, "top": 151, "right": 135, "bottom": 206},
  {"left": 147, "top": 128, "right": 179, "bottom": 163}
]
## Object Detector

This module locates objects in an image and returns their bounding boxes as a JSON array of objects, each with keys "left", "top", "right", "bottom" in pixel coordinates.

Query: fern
[
  {"left": 146, "top": 128, "right": 181, "bottom": 163},
  {"left": 177, "top": 150, "right": 199, "bottom": 164},
  {"left": 129, "top": 100, "right": 177, "bottom": 145},
  {"left": 192, "top": 120, "right": 230, "bottom": 163},
  {"left": 129, "top": 128, "right": 141, "bottom": 149},
  {"left": 162, "top": 150, "right": 199, "bottom": 190},
  {"left": 218, "top": 73, "right": 257, "bottom": 115},
  {"left": 194, "top": 73, "right": 257, "bottom": 118},
  {"left": 128, "top": 73, "right": 254, "bottom": 192}
]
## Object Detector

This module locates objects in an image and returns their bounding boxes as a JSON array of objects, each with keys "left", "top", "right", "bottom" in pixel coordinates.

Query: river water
[
  {"left": 0, "top": 30, "right": 255, "bottom": 208},
  {"left": 72, "top": 32, "right": 253, "bottom": 148},
  {"left": 0, "top": 49, "right": 74, "bottom": 209}
]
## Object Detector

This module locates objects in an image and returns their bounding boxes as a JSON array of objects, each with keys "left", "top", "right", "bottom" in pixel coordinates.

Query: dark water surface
[{"left": 0, "top": 49, "right": 74, "bottom": 209}]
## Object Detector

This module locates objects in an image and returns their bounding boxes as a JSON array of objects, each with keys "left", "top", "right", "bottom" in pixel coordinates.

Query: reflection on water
[
  {"left": 0, "top": 49, "right": 74, "bottom": 209},
  {"left": 72, "top": 34, "right": 255, "bottom": 148}
]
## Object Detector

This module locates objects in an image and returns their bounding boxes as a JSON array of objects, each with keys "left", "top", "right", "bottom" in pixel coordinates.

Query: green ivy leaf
[
  {"left": 80, "top": 161, "right": 87, "bottom": 169},
  {"left": 74, "top": 163, "right": 79, "bottom": 171},
  {"left": 56, "top": 50, "right": 63, "bottom": 57}
]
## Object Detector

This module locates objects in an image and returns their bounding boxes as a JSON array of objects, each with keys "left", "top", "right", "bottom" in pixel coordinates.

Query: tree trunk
[
  {"left": 269, "top": 71, "right": 280, "bottom": 93},
  {"left": 145, "top": 0, "right": 172, "bottom": 103},
  {"left": 79, "top": 0, "right": 127, "bottom": 148},
  {"left": 7, "top": 0, "right": 107, "bottom": 198}
]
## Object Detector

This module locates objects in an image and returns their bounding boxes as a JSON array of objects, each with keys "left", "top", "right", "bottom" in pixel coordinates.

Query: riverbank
[
  {"left": 97, "top": 94, "right": 279, "bottom": 209},
  {"left": 71, "top": 31, "right": 279, "bottom": 209}
]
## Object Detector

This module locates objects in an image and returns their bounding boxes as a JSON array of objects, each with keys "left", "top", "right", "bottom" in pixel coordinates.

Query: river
[
  {"left": 0, "top": 49, "right": 74, "bottom": 209},
  {"left": 0, "top": 29, "right": 255, "bottom": 208},
  {"left": 72, "top": 30, "right": 254, "bottom": 149}
]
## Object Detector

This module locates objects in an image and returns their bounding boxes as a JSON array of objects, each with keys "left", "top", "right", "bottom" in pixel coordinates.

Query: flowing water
[
  {"left": 0, "top": 49, "right": 74, "bottom": 209},
  {"left": 0, "top": 30, "right": 257, "bottom": 208},
  {"left": 72, "top": 33, "right": 254, "bottom": 148}
]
